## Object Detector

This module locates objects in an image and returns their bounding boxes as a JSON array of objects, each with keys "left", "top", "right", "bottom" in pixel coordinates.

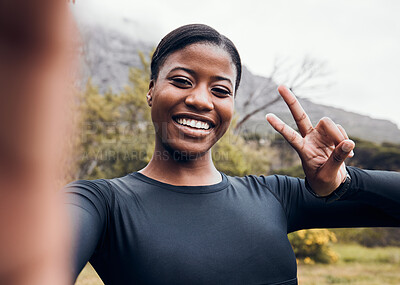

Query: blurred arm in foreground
[{"left": 0, "top": 1, "right": 77, "bottom": 284}]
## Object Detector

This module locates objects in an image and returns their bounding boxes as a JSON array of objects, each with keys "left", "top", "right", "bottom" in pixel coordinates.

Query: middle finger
[{"left": 277, "top": 85, "right": 313, "bottom": 137}]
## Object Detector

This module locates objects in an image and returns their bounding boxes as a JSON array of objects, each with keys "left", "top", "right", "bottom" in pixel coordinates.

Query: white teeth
[{"left": 175, "top": 117, "right": 211, "bottom": 130}]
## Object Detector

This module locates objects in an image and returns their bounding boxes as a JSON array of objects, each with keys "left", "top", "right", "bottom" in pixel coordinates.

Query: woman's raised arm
[{"left": 265, "top": 86, "right": 399, "bottom": 230}]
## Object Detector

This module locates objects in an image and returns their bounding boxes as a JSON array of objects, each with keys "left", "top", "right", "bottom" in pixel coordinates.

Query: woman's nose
[{"left": 184, "top": 85, "right": 214, "bottom": 111}]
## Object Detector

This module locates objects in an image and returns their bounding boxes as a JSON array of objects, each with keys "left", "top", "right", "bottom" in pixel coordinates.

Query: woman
[{"left": 66, "top": 24, "right": 400, "bottom": 285}]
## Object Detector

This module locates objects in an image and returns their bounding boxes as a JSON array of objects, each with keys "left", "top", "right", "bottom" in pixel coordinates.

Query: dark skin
[
  {"left": 266, "top": 86, "right": 355, "bottom": 196},
  {"left": 140, "top": 43, "right": 236, "bottom": 185},
  {"left": 140, "top": 43, "right": 355, "bottom": 196}
]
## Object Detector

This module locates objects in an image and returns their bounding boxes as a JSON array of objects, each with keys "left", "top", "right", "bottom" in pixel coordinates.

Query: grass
[
  {"left": 75, "top": 244, "right": 400, "bottom": 285},
  {"left": 298, "top": 244, "right": 400, "bottom": 284}
]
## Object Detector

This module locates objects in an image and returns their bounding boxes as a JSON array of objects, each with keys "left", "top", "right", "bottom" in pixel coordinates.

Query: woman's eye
[
  {"left": 212, "top": 87, "right": 232, "bottom": 97},
  {"left": 170, "top": 77, "right": 192, "bottom": 88}
]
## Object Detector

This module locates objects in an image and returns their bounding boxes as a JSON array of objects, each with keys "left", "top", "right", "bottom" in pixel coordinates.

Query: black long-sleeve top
[{"left": 64, "top": 167, "right": 400, "bottom": 284}]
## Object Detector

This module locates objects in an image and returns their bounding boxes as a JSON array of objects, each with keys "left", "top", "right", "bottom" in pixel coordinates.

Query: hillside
[{"left": 76, "top": 24, "right": 400, "bottom": 144}]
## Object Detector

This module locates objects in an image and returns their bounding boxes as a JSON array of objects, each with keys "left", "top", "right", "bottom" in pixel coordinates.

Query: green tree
[
  {"left": 76, "top": 52, "right": 154, "bottom": 180},
  {"left": 212, "top": 117, "right": 271, "bottom": 177}
]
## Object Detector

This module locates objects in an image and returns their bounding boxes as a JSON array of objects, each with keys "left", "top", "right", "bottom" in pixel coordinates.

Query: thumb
[
  {"left": 320, "top": 139, "right": 355, "bottom": 178},
  {"left": 338, "top": 139, "right": 355, "bottom": 158}
]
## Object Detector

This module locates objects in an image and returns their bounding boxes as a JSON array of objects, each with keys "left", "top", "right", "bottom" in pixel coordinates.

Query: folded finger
[
  {"left": 337, "top": 124, "right": 354, "bottom": 157},
  {"left": 336, "top": 124, "right": 349, "bottom": 139},
  {"left": 316, "top": 117, "right": 345, "bottom": 146}
]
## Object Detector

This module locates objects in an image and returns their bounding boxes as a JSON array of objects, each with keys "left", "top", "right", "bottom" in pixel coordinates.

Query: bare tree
[{"left": 234, "top": 56, "right": 333, "bottom": 132}]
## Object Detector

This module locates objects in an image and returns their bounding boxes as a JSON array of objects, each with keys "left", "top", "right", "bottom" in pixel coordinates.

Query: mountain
[
  {"left": 76, "top": 24, "right": 154, "bottom": 92},
  {"left": 76, "top": 23, "right": 400, "bottom": 144},
  {"left": 236, "top": 67, "right": 400, "bottom": 143}
]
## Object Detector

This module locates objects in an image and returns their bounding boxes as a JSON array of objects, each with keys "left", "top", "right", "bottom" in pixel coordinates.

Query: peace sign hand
[{"left": 266, "top": 86, "right": 355, "bottom": 196}]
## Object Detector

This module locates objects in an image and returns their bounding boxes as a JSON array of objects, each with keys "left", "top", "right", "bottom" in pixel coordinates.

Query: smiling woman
[
  {"left": 64, "top": 24, "right": 400, "bottom": 285},
  {"left": 142, "top": 43, "right": 236, "bottom": 184}
]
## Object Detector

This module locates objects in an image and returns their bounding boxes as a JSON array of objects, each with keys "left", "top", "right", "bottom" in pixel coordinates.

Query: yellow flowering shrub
[{"left": 288, "top": 229, "right": 339, "bottom": 264}]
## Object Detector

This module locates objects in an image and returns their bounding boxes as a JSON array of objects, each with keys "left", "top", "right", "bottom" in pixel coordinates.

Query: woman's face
[{"left": 147, "top": 43, "right": 236, "bottom": 158}]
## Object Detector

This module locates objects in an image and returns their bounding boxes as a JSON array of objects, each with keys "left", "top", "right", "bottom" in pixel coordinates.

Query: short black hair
[{"left": 151, "top": 24, "right": 242, "bottom": 92}]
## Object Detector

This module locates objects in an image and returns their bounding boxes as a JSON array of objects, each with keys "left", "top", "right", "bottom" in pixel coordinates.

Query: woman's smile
[
  {"left": 172, "top": 112, "right": 216, "bottom": 137},
  {"left": 174, "top": 117, "right": 212, "bottom": 131}
]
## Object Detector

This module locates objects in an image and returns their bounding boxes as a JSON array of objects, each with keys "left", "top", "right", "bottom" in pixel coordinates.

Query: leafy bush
[
  {"left": 347, "top": 137, "right": 400, "bottom": 171},
  {"left": 289, "top": 229, "right": 339, "bottom": 264},
  {"left": 332, "top": 228, "right": 400, "bottom": 247}
]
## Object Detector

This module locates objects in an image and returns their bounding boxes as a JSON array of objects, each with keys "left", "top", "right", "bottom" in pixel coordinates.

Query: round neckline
[{"left": 130, "top": 172, "right": 229, "bottom": 194}]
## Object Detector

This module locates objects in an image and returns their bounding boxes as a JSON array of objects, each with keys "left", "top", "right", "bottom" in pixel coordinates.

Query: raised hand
[{"left": 266, "top": 86, "right": 355, "bottom": 196}]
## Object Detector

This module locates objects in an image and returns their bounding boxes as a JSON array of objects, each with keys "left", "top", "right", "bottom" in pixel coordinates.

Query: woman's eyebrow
[
  {"left": 211, "top": 76, "right": 233, "bottom": 87},
  {"left": 169, "top": 67, "right": 196, "bottom": 76},
  {"left": 169, "top": 67, "right": 233, "bottom": 86}
]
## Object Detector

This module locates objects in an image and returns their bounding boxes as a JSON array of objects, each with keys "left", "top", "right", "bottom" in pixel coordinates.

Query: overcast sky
[{"left": 71, "top": 0, "right": 400, "bottom": 128}]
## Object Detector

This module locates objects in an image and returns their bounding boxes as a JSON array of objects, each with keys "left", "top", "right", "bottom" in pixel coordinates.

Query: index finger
[
  {"left": 277, "top": 85, "right": 313, "bottom": 137},
  {"left": 266, "top": 113, "right": 303, "bottom": 152}
]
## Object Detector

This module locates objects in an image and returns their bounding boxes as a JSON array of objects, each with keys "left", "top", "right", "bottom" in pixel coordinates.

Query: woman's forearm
[{"left": 0, "top": 1, "right": 76, "bottom": 284}]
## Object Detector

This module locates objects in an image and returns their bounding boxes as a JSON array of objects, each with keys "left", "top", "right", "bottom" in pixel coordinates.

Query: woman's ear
[{"left": 146, "top": 80, "right": 154, "bottom": 107}]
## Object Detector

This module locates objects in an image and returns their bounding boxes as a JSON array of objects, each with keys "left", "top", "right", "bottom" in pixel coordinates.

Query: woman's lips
[{"left": 172, "top": 117, "right": 213, "bottom": 138}]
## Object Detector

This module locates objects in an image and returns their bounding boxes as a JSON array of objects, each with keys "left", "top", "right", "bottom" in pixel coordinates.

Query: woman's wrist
[{"left": 305, "top": 170, "right": 352, "bottom": 203}]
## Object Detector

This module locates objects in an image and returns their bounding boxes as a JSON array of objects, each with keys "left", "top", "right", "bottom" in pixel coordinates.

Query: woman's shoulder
[
  {"left": 225, "top": 172, "right": 303, "bottom": 188},
  {"left": 63, "top": 172, "right": 152, "bottom": 200},
  {"left": 63, "top": 178, "right": 114, "bottom": 212},
  {"left": 64, "top": 178, "right": 112, "bottom": 196}
]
